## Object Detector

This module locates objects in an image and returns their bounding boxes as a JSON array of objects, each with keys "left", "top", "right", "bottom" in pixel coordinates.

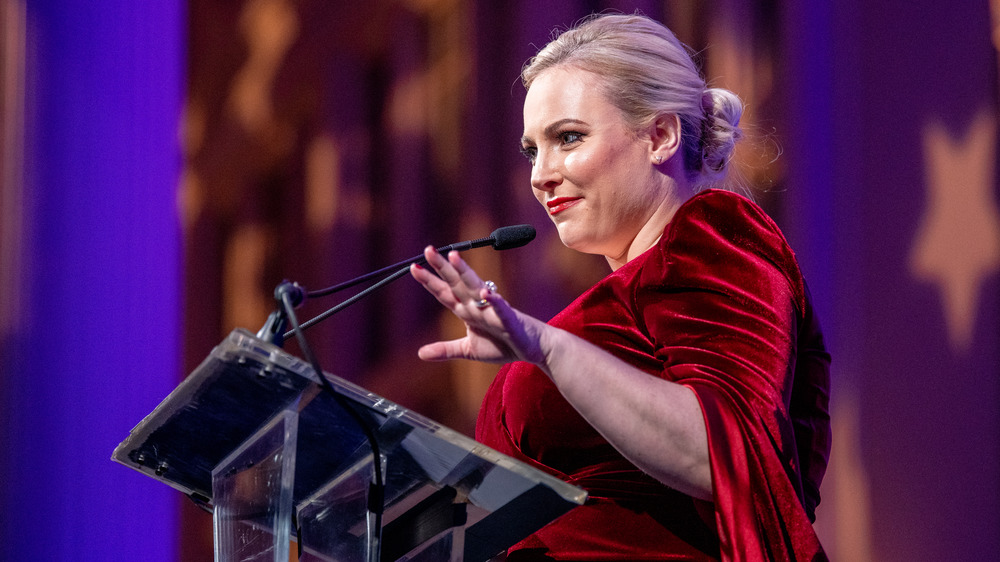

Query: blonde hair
[{"left": 522, "top": 14, "right": 743, "bottom": 188}]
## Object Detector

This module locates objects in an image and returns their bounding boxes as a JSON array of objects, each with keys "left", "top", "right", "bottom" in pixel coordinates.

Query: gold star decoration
[{"left": 910, "top": 109, "right": 1000, "bottom": 353}]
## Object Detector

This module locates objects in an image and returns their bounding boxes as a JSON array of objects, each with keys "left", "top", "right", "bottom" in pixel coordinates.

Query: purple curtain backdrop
[
  {"left": 1, "top": 0, "right": 997, "bottom": 561},
  {"left": 782, "top": 1, "right": 1000, "bottom": 559},
  {"left": 0, "top": 1, "right": 182, "bottom": 560}
]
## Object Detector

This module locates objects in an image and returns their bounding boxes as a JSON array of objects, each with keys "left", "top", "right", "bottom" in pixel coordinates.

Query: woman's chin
[
  {"left": 554, "top": 226, "right": 581, "bottom": 249},
  {"left": 556, "top": 229, "right": 600, "bottom": 255}
]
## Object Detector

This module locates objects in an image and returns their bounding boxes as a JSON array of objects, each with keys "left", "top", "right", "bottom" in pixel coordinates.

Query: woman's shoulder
[
  {"left": 666, "top": 189, "right": 784, "bottom": 245},
  {"left": 645, "top": 188, "right": 807, "bottom": 314}
]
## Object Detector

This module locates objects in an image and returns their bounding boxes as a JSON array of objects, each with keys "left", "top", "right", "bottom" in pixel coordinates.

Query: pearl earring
[{"left": 654, "top": 155, "right": 663, "bottom": 164}]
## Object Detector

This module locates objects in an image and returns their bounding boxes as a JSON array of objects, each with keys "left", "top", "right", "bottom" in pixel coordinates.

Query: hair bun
[{"left": 698, "top": 88, "right": 744, "bottom": 181}]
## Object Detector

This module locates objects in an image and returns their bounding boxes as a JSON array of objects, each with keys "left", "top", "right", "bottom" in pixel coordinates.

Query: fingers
[
  {"left": 447, "top": 250, "right": 486, "bottom": 290},
  {"left": 410, "top": 245, "right": 521, "bottom": 364},
  {"left": 414, "top": 246, "right": 491, "bottom": 312},
  {"left": 422, "top": 245, "right": 481, "bottom": 288},
  {"left": 417, "top": 339, "right": 464, "bottom": 361},
  {"left": 410, "top": 260, "right": 459, "bottom": 308}
]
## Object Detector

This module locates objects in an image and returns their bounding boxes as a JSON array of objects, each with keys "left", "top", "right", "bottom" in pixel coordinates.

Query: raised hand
[{"left": 409, "top": 246, "right": 547, "bottom": 366}]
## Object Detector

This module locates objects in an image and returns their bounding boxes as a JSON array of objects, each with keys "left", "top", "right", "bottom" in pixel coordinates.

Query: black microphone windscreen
[{"left": 491, "top": 224, "right": 536, "bottom": 250}]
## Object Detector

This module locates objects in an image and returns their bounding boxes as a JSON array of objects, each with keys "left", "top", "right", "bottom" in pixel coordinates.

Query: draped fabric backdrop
[
  {"left": 0, "top": 1, "right": 183, "bottom": 559},
  {"left": 0, "top": 0, "right": 997, "bottom": 560}
]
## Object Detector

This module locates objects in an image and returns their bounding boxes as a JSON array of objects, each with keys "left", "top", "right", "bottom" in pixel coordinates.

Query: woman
[{"left": 410, "top": 14, "right": 831, "bottom": 561}]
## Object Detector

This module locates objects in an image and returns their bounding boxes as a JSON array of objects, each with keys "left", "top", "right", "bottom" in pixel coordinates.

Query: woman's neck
[{"left": 605, "top": 183, "right": 693, "bottom": 271}]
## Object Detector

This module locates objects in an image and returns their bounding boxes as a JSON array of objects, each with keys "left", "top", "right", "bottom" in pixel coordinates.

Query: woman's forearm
[{"left": 535, "top": 322, "right": 714, "bottom": 501}]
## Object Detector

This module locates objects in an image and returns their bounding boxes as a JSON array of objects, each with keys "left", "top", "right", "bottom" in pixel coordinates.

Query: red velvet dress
[{"left": 476, "top": 190, "right": 831, "bottom": 561}]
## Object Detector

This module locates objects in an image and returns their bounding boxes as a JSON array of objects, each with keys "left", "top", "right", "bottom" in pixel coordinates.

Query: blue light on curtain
[{"left": 1, "top": 1, "right": 182, "bottom": 559}]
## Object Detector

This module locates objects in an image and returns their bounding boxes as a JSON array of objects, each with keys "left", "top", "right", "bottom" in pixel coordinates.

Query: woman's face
[{"left": 521, "top": 66, "right": 666, "bottom": 261}]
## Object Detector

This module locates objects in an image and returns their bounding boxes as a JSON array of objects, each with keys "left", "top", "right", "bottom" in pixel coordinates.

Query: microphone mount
[
  {"left": 260, "top": 224, "right": 535, "bottom": 343},
  {"left": 255, "top": 281, "right": 306, "bottom": 345}
]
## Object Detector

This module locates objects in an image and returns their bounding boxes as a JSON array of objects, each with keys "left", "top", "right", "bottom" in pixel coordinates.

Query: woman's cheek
[
  {"left": 531, "top": 187, "right": 546, "bottom": 206},
  {"left": 564, "top": 151, "right": 589, "bottom": 174}
]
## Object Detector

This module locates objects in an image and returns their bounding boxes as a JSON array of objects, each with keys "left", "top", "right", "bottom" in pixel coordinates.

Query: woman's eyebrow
[{"left": 521, "top": 118, "right": 588, "bottom": 145}]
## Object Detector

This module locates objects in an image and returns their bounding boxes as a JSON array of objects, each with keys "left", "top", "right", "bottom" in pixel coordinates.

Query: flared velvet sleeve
[{"left": 636, "top": 192, "right": 830, "bottom": 561}]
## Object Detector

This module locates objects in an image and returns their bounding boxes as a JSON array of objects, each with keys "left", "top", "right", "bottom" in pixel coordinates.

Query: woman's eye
[
  {"left": 519, "top": 145, "right": 537, "bottom": 163},
  {"left": 559, "top": 131, "right": 583, "bottom": 145}
]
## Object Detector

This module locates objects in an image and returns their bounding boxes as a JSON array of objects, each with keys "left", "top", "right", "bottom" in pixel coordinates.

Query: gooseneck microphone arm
[
  {"left": 257, "top": 224, "right": 536, "bottom": 345},
  {"left": 306, "top": 224, "right": 536, "bottom": 298},
  {"left": 283, "top": 264, "right": 412, "bottom": 339},
  {"left": 284, "top": 225, "right": 533, "bottom": 338},
  {"left": 276, "top": 224, "right": 535, "bottom": 340},
  {"left": 305, "top": 236, "right": 487, "bottom": 298}
]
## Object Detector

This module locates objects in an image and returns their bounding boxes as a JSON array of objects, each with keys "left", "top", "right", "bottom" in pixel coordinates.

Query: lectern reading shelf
[{"left": 113, "top": 329, "right": 587, "bottom": 562}]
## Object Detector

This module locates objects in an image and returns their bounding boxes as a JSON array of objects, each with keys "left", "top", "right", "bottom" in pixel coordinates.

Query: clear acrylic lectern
[{"left": 113, "top": 329, "right": 587, "bottom": 561}]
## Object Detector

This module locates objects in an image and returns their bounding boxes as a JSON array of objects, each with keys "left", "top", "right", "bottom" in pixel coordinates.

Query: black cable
[
  {"left": 278, "top": 285, "right": 385, "bottom": 555},
  {"left": 305, "top": 239, "right": 487, "bottom": 299},
  {"left": 284, "top": 265, "right": 412, "bottom": 340},
  {"left": 295, "top": 224, "right": 536, "bottom": 335},
  {"left": 303, "top": 223, "right": 535, "bottom": 299}
]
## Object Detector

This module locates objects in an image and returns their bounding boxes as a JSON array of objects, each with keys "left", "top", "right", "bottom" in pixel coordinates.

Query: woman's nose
[{"left": 530, "top": 152, "right": 561, "bottom": 191}]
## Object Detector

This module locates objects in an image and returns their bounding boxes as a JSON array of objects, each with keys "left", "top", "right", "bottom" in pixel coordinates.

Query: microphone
[
  {"left": 308, "top": 224, "right": 536, "bottom": 298},
  {"left": 493, "top": 224, "right": 537, "bottom": 249},
  {"left": 494, "top": 224, "right": 537, "bottom": 250},
  {"left": 279, "top": 224, "right": 537, "bottom": 338},
  {"left": 445, "top": 224, "right": 537, "bottom": 252}
]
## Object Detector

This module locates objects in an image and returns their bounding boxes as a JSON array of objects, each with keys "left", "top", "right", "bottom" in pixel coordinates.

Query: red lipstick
[{"left": 546, "top": 196, "right": 582, "bottom": 215}]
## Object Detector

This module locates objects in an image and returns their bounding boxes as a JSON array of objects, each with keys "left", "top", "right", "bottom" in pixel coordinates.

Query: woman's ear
[{"left": 649, "top": 113, "right": 682, "bottom": 164}]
